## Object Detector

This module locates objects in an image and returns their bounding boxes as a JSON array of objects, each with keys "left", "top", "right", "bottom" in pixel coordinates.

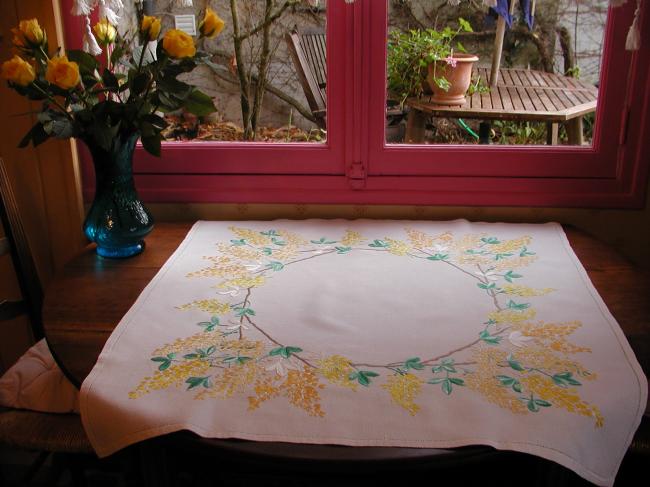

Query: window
[{"left": 62, "top": 0, "right": 649, "bottom": 207}]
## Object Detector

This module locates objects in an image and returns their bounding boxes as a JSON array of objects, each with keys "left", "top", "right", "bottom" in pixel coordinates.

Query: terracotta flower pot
[{"left": 426, "top": 53, "right": 479, "bottom": 105}]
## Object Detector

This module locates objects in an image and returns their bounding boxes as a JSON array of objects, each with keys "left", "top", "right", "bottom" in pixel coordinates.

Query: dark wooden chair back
[
  {"left": 285, "top": 27, "right": 327, "bottom": 129},
  {"left": 0, "top": 157, "right": 43, "bottom": 341}
]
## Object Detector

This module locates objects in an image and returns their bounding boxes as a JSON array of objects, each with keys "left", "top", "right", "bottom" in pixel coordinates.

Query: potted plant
[{"left": 387, "top": 18, "right": 480, "bottom": 107}]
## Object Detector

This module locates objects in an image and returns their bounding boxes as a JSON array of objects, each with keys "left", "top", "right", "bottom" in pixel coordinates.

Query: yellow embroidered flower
[
  {"left": 93, "top": 18, "right": 117, "bottom": 46},
  {"left": 141, "top": 15, "right": 162, "bottom": 41},
  {"left": 218, "top": 276, "right": 265, "bottom": 289},
  {"left": 129, "top": 358, "right": 211, "bottom": 398},
  {"left": 385, "top": 237, "right": 411, "bottom": 256},
  {"left": 520, "top": 375, "right": 604, "bottom": 427},
  {"left": 501, "top": 284, "right": 554, "bottom": 297},
  {"left": 12, "top": 19, "right": 46, "bottom": 48},
  {"left": 1, "top": 55, "right": 35, "bottom": 86},
  {"left": 382, "top": 373, "right": 423, "bottom": 416},
  {"left": 162, "top": 29, "right": 196, "bottom": 58},
  {"left": 282, "top": 368, "right": 325, "bottom": 417},
  {"left": 177, "top": 298, "right": 232, "bottom": 315},
  {"left": 488, "top": 236, "right": 532, "bottom": 254},
  {"left": 405, "top": 228, "right": 434, "bottom": 248},
  {"left": 341, "top": 230, "right": 364, "bottom": 246},
  {"left": 317, "top": 355, "right": 357, "bottom": 390},
  {"left": 465, "top": 348, "right": 527, "bottom": 414},
  {"left": 487, "top": 308, "right": 536, "bottom": 324},
  {"left": 196, "top": 361, "right": 259, "bottom": 399},
  {"left": 199, "top": 7, "right": 226, "bottom": 38},
  {"left": 45, "top": 55, "right": 80, "bottom": 90},
  {"left": 229, "top": 226, "right": 272, "bottom": 246}
]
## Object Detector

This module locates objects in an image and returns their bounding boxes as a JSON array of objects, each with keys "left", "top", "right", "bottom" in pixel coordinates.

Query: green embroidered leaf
[
  {"left": 262, "top": 247, "right": 273, "bottom": 256},
  {"left": 234, "top": 307, "right": 255, "bottom": 317},
  {"left": 335, "top": 246, "right": 352, "bottom": 254},
  {"left": 552, "top": 372, "right": 582, "bottom": 387},
  {"left": 477, "top": 282, "right": 496, "bottom": 290},
  {"left": 230, "top": 239, "right": 246, "bottom": 246},
  {"left": 504, "top": 270, "right": 523, "bottom": 283},
  {"left": 494, "top": 253, "right": 514, "bottom": 260},
  {"left": 527, "top": 398, "right": 539, "bottom": 412},
  {"left": 223, "top": 356, "right": 252, "bottom": 365},
  {"left": 442, "top": 363, "right": 457, "bottom": 373},
  {"left": 183, "top": 353, "right": 199, "bottom": 360},
  {"left": 481, "top": 237, "right": 500, "bottom": 245},
  {"left": 427, "top": 253, "right": 449, "bottom": 261},
  {"left": 497, "top": 375, "right": 516, "bottom": 386},
  {"left": 198, "top": 315, "right": 220, "bottom": 332},
  {"left": 507, "top": 354, "right": 525, "bottom": 371},
  {"left": 267, "top": 261, "right": 284, "bottom": 271},
  {"left": 311, "top": 237, "right": 337, "bottom": 245},
  {"left": 271, "top": 237, "right": 286, "bottom": 246},
  {"left": 351, "top": 370, "right": 379, "bottom": 386},
  {"left": 535, "top": 399, "right": 552, "bottom": 407},
  {"left": 520, "top": 246, "right": 536, "bottom": 257},
  {"left": 261, "top": 230, "right": 279, "bottom": 236},
  {"left": 269, "top": 346, "right": 303, "bottom": 359},
  {"left": 479, "top": 330, "right": 502, "bottom": 345},
  {"left": 206, "top": 346, "right": 216, "bottom": 355},
  {"left": 368, "top": 239, "right": 388, "bottom": 248},
  {"left": 186, "top": 376, "right": 210, "bottom": 390},
  {"left": 404, "top": 357, "right": 424, "bottom": 370},
  {"left": 449, "top": 378, "right": 465, "bottom": 386},
  {"left": 431, "top": 366, "right": 442, "bottom": 373},
  {"left": 507, "top": 300, "right": 530, "bottom": 310},
  {"left": 497, "top": 375, "right": 522, "bottom": 392},
  {"left": 151, "top": 356, "right": 172, "bottom": 371},
  {"left": 441, "top": 379, "right": 452, "bottom": 395},
  {"left": 428, "top": 378, "right": 445, "bottom": 384}
]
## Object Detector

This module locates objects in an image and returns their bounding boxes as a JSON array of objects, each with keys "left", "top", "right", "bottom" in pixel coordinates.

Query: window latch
[{"left": 347, "top": 161, "right": 366, "bottom": 189}]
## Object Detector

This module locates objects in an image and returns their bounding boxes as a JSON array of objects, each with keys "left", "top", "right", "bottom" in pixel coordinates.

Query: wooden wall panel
[{"left": 0, "top": 0, "right": 84, "bottom": 370}]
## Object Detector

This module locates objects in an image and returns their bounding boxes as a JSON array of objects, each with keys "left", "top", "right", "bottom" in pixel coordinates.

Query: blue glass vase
[{"left": 82, "top": 132, "right": 154, "bottom": 258}]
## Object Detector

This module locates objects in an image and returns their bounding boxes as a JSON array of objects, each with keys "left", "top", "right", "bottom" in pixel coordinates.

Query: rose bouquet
[
  {"left": 1, "top": 3, "right": 225, "bottom": 258},
  {"left": 1, "top": 5, "right": 225, "bottom": 156}
]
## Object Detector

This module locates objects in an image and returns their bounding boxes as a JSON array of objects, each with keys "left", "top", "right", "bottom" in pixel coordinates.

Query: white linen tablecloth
[{"left": 80, "top": 220, "right": 647, "bottom": 486}]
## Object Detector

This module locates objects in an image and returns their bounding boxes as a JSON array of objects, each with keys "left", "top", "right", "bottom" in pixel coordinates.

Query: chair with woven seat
[{"left": 0, "top": 157, "right": 93, "bottom": 486}]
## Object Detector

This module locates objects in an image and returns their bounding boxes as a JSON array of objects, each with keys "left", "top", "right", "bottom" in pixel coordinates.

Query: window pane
[
  {"left": 119, "top": 0, "right": 326, "bottom": 143},
  {"left": 386, "top": 0, "right": 607, "bottom": 147}
]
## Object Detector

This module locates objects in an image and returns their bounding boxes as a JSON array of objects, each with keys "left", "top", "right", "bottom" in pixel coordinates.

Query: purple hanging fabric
[
  {"left": 520, "top": 0, "right": 534, "bottom": 29},
  {"left": 490, "top": 0, "right": 512, "bottom": 27},
  {"left": 490, "top": 0, "right": 535, "bottom": 30}
]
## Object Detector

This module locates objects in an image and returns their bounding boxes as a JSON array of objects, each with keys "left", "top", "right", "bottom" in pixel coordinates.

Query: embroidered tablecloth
[{"left": 80, "top": 220, "right": 647, "bottom": 485}]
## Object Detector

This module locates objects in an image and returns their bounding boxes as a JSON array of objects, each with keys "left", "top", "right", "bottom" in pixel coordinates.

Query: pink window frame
[{"left": 61, "top": 0, "right": 650, "bottom": 208}]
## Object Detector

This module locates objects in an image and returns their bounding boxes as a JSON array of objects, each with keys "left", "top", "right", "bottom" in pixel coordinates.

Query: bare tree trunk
[
  {"left": 250, "top": 0, "right": 273, "bottom": 138},
  {"left": 230, "top": 0, "right": 254, "bottom": 138},
  {"left": 556, "top": 26, "right": 576, "bottom": 76}
]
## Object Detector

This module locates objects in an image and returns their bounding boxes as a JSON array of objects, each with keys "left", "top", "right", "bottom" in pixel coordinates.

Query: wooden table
[
  {"left": 41, "top": 223, "right": 650, "bottom": 481},
  {"left": 405, "top": 67, "right": 598, "bottom": 145}
]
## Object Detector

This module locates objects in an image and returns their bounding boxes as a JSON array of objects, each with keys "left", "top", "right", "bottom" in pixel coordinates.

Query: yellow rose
[
  {"left": 141, "top": 16, "right": 162, "bottom": 41},
  {"left": 162, "top": 29, "right": 196, "bottom": 59},
  {"left": 93, "top": 18, "right": 117, "bottom": 46},
  {"left": 13, "top": 19, "right": 45, "bottom": 46},
  {"left": 199, "top": 7, "right": 225, "bottom": 38},
  {"left": 1, "top": 55, "right": 36, "bottom": 86},
  {"left": 45, "top": 55, "right": 80, "bottom": 90}
]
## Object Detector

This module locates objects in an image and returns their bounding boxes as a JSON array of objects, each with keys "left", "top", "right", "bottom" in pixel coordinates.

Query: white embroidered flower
[
  {"left": 265, "top": 359, "right": 297, "bottom": 377},
  {"left": 226, "top": 322, "right": 249, "bottom": 331},
  {"left": 508, "top": 331, "right": 535, "bottom": 348},
  {"left": 244, "top": 262, "right": 263, "bottom": 271},
  {"left": 475, "top": 269, "right": 498, "bottom": 281},
  {"left": 217, "top": 287, "right": 240, "bottom": 297},
  {"left": 432, "top": 243, "right": 449, "bottom": 253}
]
